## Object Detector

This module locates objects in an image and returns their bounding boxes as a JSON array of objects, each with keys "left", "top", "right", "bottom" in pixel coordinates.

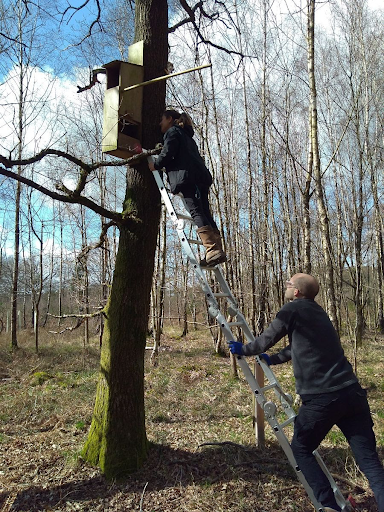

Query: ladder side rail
[
  {"left": 212, "top": 267, "right": 240, "bottom": 313},
  {"left": 153, "top": 171, "right": 207, "bottom": 285},
  {"left": 209, "top": 309, "right": 269, "bottom": 410},
  {"left": 212, "top": 269, "right": 256, "bottom": 344},
  {"left": 213, "top": 265, "right": 297, "bottom": 416},
  {"left": 221, "top": 312, "right": 298, "bottom": 419},
  {"left": 257, "top": 358, "right": 298, "bottom": 418},
  {"left": 235, "top": 353, "right": 326, "bottom": 511},
  {"left": 313, "top": 450, "right": 351, "bottom": 510},
  {"left": 267, "top": 411, "right": 325, "bottom": 512},
  {"left": 216, "top": 313, "right": 297, "bottom": 429},
  {"left": 217, "top": 309, "right": 298, "bottom": 420},
  {"left": 152, "top": 170, "right": 183, "bottom": 226},
  {"left": 152, "top": 171, "right": 225, "bottom": 317}
]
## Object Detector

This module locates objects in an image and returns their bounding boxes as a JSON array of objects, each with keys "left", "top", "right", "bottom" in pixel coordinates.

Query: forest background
[
  {"left": 0, "top": 0, "right": 383, "bottom": 354},
  {"left": 0, "top": 0, "right": 383, "bottom": 509},
  {"left": 0, "top": 0, "right": 383, "bottom": 350}
]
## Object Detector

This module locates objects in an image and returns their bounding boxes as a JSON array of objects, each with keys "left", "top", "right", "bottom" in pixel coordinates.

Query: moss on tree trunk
[{"left": 82, "top": 225, "right": 153, "bottom": 477}]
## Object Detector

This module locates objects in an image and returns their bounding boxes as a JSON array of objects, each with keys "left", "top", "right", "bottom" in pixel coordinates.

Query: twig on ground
[
  {"left": 232, "top": 458, "right": 290, "bottom": 467},
  {"left": 139, "top": 482, "right": 148, "bottom": 511},
  {"left": 274, "top": 485, "right": 301, "bottom": 492},
  {"left": 333, "top": 473, "right": 367, "bottom": 493},
  {"left": 198, "top": 441, "right": 246, "bottom": 449}
]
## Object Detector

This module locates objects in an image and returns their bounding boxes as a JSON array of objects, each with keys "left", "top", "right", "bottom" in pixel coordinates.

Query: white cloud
[{"left": 0, "top": 65, "right": 105, "bottom": 157}]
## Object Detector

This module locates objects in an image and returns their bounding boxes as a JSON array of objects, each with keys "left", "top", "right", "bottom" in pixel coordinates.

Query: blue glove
[
  {"left": 259, "top": 353, "right": 271, "bottom": 365},
  {"left": 228, "top": 341, "right": 244, "bottom": 356}
]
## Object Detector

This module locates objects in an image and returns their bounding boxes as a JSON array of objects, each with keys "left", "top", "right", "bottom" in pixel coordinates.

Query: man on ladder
[{"left": 229, "top": 273, "right": 384, "bottom": 512}]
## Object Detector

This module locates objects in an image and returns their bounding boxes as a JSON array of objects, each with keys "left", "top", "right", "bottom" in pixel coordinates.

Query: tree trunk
[
  {"left": 151, "top": 205, "right": 167, "bottom": 364},
  {"left": 303, "top": 133, "right": 312, "bottom": 275},
  {"left": 35, "top": 225, "right": 43, "bottom": 353},
  {"left": 82, "top": 0, "right": 168, "bottom": 478},
  {"left": 80, "top": 206, "right": 90, "bottom": 346},
  {"left": 58, "top": 206, "right": 63, "bottom": 326},
  {"left": 181, "top": 255, "right": 190, "bottom": 337},
  {"left": 99, "top": 165, "right": 109, "bottom": 347},
  {"left": 43, "top": 222, "right": 55, "bottom": 327},
  {"left": 307, "top": 0, "right": 339, "bottom": 334},
  {"left": 11, "top": 176, "right": 21, "bottom": 350},
  {"left": 258, "top": 0, "right": 269, "bottom": 336},
  {"left": 82, "top": 223, "right": 157, "bottom": 476},
  {"left": 235, "top": 3, "right": 256, "bottom": 333}
]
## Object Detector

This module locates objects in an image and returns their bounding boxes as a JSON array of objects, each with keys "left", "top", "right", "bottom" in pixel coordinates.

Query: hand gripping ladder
[{"left": 150, "top": 163, "right": 354, "bottom": 512}]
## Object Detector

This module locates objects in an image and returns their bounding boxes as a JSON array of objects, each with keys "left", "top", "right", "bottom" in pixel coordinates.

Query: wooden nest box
[{"left": 102, "top": 42, "right": 144, "bottom": 158}]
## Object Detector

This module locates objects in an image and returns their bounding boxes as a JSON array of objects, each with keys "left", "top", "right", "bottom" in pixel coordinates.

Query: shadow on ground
[{"left": 1, "top": 442, "right": 380, "bottom": 511}]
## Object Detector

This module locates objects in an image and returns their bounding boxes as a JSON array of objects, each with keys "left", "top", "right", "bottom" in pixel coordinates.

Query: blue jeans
[{"left": 291, "top": 383, "right": 384, "bottom": 511}]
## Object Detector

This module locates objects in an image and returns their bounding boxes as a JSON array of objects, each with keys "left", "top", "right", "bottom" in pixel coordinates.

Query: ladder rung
[
  {"left": 280, "top": 416, "right": 296, "bottom": 428},
  {"left": 187, "top": 238, "right": 203, "bottom": 245},
  {"left": 227, "top": 321, "right": 244, "bottom": 327},
  {"left": 174, "top": 213, "right": 194, "bottom": 221},
  {"left": 213, "top": 293, "right": 230, "bottom": 298},
  {"left": 261, "top": 383, "right": 278, "bottom": 392}
]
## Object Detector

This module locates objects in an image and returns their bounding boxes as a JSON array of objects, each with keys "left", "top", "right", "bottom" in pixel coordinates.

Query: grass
[{"left": 0, "top": 326, "right": 382, "bottom": 512}]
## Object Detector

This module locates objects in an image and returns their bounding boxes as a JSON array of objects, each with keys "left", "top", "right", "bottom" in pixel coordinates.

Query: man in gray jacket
[{"left": 229, "top": 273, "right": 384, "bottom": 512}]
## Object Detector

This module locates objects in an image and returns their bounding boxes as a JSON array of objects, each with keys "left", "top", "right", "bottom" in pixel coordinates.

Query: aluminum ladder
[{"left": 149, "top": 163, "right": 353, "bottom": 512}]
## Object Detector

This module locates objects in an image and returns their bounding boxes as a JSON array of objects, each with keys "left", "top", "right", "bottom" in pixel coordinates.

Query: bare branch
[
  {"left": 0, "top": 32, "right": 25, "bottom": 46},
  {"left": 169, "top": 1, "right": 203, "bottom": 32},
  {"left": 48, "top": 309, "right": 105, "bottom": 320},
  {"left": 0, "top": 147, "right": 162, "bottom": 225},
  {"left": 78, "top": 220, "right": 115, "bottom": 260},
  {"left": 198, "top": 441, "right": 246, "bottom": 449},
  {"left": 77, "top": 68, "right": 106, "bottom": 93},
  {"left": 0, "top": 149, "right": 93, "bottom": 172},
  {"left": 0, "top": 165, "right": 123, "bottom": 223},
  {"left": 60, "top": 0, "right": 102, "bottom": 47},
  {"left": 0, "top": 147, "right": 160, "bottom": 172},
  {"left": 321, "top": 96, "right": 359, "bottom": 178},
  {"left": 170, "top": 0, "right": 249, "bottom": 59}
]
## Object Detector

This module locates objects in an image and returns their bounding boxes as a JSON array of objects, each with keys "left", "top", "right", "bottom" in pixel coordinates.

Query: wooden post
[{"left": 254, "top": 359, "right": 265, "bottom": 448}]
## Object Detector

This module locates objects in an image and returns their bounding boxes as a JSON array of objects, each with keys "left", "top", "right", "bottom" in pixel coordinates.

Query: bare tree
[
  {"left": 151, "top": 204, "right": 167, "bottom": 364},
  {"left": 307, "top": 0, "right": 339, "bottom": 333}
]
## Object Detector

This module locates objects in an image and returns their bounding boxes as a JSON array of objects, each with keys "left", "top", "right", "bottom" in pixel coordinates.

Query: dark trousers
[
  {"left": 179, "top": 183, "right": 218, "bottom": 230},
  {"left": 291, "top": 382, "right": 384, "bottom": 511}
]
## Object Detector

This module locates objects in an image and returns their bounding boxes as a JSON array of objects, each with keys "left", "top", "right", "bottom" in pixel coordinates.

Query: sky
[{"left": 0, "top": 0, "right": 382, "bottom": 260}]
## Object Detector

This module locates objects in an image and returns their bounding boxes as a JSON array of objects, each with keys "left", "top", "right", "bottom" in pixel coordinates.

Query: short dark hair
[{"left": 163, "top": 109, "right": 181, "bottom": 121}]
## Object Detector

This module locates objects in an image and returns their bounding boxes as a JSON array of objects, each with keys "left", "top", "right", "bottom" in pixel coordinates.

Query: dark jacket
[
  {"left": 242, "top": 298, "right": 358, "bottom": 395},
  {"left": 154, "top": 125, "right": 212, "bottom": 194}
]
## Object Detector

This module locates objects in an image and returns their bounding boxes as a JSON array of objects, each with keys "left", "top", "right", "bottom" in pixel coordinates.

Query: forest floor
[{"left": 0, "top": 326, "right": 383, "bottom": 512}]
